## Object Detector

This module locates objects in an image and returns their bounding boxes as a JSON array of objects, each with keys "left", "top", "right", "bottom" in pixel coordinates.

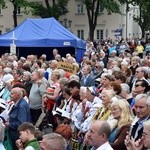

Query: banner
[{"left": 57, "top": 61, "right": 78, "bottom": 74}]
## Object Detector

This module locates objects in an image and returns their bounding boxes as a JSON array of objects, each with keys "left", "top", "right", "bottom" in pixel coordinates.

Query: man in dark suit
[
  {"left": 130, "top": 94, "right": 150, "bottom": 141},
  {"left": 80, "top": 65, "right": 95, "bottom": 87},
  {"left": 5, "top": 87, "right": 31, "bottom": 150}
]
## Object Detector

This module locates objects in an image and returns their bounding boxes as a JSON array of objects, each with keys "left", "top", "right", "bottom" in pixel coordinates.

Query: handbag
[{"left": 3, "top": 129, "right": 13, "bottom": 150}]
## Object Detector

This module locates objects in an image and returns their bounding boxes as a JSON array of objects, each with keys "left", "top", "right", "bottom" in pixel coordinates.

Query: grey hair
[
  {"left": 80, "top": 86, "right": 87, "bottom": 94},
  {"left": 0, "top": 122, "right": 5, "bottom": 142},
  {"left": 132, "top": 56, "right": 140, "bottom": 62},
  {"left": 135, "top": 94, "right": 150, "bottom": 107},
  {"left": 43, "top": 133, "right": 67, "bottom": 150},
  {"left": 69, "top": 74, "right": 80, "bottom": 82},
  {"left": 97, "top": 61, "right": 104, "bottom": 68},
  {"left": 23, "top": 71, "right": 31, "bottom": 79},
  {"left": 59, "top": 77, "right": 69, "bottom": 85},
  {"left": 121, "top": 83, "right": 130, "bottom": 94}
]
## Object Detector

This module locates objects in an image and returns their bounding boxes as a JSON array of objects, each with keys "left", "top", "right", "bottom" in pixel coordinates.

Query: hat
[
  {"left": 87, "top": 86, "right": 97, "bottom": 96},
  {"left": 45, "top": 87, "right": 54, "bottom": 95}
]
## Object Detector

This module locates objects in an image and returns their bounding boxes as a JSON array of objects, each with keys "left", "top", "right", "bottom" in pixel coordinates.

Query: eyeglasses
[{"left": 135, "top": 84, "right": 142, "bottom": 87}]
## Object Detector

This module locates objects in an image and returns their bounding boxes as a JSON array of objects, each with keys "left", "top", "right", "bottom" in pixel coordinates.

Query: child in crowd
[{"left": 16, "top": 122, "right": 40, "bottom": 150}]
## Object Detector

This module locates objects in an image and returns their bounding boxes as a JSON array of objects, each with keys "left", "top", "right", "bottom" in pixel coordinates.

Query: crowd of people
[{"left": 0, "top": 38, "right": 149, "bottom": 150}]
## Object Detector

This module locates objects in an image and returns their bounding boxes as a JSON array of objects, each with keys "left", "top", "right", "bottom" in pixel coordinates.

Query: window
[
  {"left": 5, "top": 28, "right": 10, "bottom": 32},
  {"left": 0, "top": 30, "right": 2, "bottom": 35},
  {"left": 77, "top": 4, "right": 84, "bottom": 13},
  {"left": 17, "top": 7, "right": 21, "bottom": 15},
  {"left": 97, "top": 29, "right": 104, "bottom": 40},
  {"left": 77, "top": 30, "right": 84, "bottom": 39}
]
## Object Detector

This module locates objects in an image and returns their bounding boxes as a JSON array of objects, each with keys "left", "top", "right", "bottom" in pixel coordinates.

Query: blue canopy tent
[{"left": 0, "top": 17, "right": 86, "bottom": 62}]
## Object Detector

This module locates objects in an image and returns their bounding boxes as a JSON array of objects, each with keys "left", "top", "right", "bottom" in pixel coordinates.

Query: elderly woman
[
  {"left": 71, "top": 87, "right": 91, "bottom": 131},
  {"left": 92, "top": 89, "right": 117, "bottom": 130},
  {"left": 109, "top": 99, "right": 133, "bottom": 150},
  {"left": 22, "top": 71, "right": 32, "bottom": 97}
]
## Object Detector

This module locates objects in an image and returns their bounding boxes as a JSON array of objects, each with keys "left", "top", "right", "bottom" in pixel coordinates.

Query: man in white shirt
[{"left": 85, "top": 120, "right": 113, "bottom": 150}]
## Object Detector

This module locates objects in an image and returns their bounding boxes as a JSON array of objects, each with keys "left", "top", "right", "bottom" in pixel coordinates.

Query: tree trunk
[
  {"left": 45, "top": 0, "right": 50, "bottom": 8},
  {"left": 141, "top": 27, "right": 145, "bottom": 38},
  {"left": 89, "top": 25, "right": 95, "bottom": 42},
  {"left": 13, "top": 3, "right": 17, "bottom": 27}
]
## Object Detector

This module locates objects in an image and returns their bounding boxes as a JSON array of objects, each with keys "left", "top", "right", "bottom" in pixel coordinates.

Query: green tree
[
  {"left": 119, "top": 0, "right": 150, "bottom": 38},
  {"left": 0, "top": 0, "right": 5, "bottom": 7},
  {"left": 132, "top": 1, "right": 150, "bottom": 38},
  {"left": 29, "top": 0, "right": 69, "bottom": 19},
  {"left": 78, "top": 0, "right": 120, "bottom": 41},
  {"left": 10, "top": 0, "right": 29, "bottom": 27},
  {"left": 0, "top": 0, "right": 29, "bottom": 27}
]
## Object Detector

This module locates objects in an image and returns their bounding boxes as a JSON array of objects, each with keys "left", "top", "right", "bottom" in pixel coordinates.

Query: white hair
[
  {"left": 135, "top": 94, "right": 150, "bottom": 107},
  {"left": 121, "top": 83, "right": 130, "bottom": 94}
]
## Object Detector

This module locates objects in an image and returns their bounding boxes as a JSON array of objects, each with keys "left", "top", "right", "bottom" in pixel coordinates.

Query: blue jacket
[
  {"left": 80, "top": 74, "right": 95, "bottom": 87},
  {"left": 8, "top": 98, "right": 31, "bottom": 140}
]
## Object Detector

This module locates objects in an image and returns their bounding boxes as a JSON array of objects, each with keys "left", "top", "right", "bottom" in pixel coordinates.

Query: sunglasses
[{"left": 135, "top": 84, "right": 142, "bottom": 87}]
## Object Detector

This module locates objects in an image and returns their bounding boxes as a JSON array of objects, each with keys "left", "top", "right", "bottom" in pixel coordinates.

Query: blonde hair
[
  {"left": 110, "top": 99, "right": 133, "bottom": 129},
  {"left": 143, "top": 120, "right": 150, "bottom": 131},
  {"left": 52, "top": 69, "right": 61, "bottom": 79}
]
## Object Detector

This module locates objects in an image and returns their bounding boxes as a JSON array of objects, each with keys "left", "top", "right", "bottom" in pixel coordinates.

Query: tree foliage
[
  {"left": 0, "top": 0, "right": 5, "bottom": 8},
  {"left": 9, "top": 0, "right": 29, "bottom": 27},
  {"left": 78, "top": 0, "right": 120, "bottom": 41},
  {"left": 118, "top": 0, "right": 150, "bottom": 38},
  {"left": 29, "top": 0, "right": 69, "bottom": 19},
  {"left": 0, "top": 0, "right": 69, "bottom": 27},
  {"left": 133, "top": 1, "right": 150, "bottom": 38}
]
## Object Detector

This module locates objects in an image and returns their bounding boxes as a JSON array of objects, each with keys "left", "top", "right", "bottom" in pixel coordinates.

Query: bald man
[
  {"left": 86, "top": 120, "right": 113, "bottom": 150},
  {"left": 5, "top": 87, "right": 31, "bottom": 150}
]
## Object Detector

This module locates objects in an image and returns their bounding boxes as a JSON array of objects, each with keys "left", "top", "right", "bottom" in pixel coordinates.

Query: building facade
[{"left": 0, "top": 0, "right": 141, "bottom": 41}]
